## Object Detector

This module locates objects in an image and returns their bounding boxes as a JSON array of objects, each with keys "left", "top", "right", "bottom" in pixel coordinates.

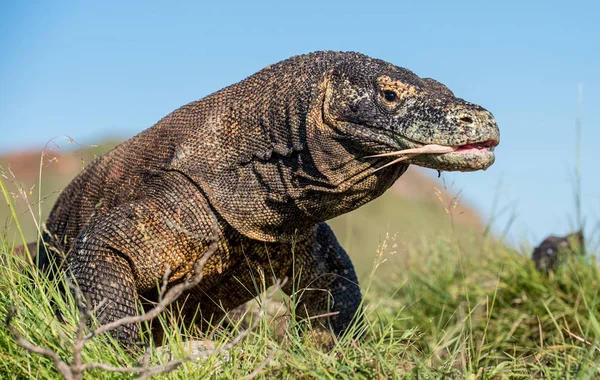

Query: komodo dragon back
[{"left": 36, "top": 51, "right": 499, "bottom": 344}]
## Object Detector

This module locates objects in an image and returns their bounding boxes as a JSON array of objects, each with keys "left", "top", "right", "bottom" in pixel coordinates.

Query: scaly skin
[{"left": 36, "top": 51, "right": 500, "bottom": 344}]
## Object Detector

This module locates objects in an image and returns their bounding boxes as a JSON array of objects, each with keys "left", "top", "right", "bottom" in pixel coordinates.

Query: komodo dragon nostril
[{"left": 459, "top": 115, "right": 474, "bottom": 124}]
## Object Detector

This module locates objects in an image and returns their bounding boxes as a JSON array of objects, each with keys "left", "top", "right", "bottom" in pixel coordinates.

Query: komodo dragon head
[{"left": 319, "top": 55, "right": 499, "bottom": 173}]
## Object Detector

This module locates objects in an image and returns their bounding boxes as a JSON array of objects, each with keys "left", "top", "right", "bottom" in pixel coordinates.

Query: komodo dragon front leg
[
  {"left": 283, "top": 223, "right": 362, "bottom": 337},
  {"left": 65, "top": 171, "right": 219, "bottom": 343}
]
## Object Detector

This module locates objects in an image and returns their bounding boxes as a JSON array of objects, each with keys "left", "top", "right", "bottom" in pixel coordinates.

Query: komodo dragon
[
  {"left": 532, "top": 230, "right": 585, "bottom": 273},
  {"left": 34, "top": 51, "right": 500, "bottom": 345}
]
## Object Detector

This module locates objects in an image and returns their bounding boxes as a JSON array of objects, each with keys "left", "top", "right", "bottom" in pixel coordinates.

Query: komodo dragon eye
[{"left": 383, "top": 90, "right": 398, "bottom": 102}]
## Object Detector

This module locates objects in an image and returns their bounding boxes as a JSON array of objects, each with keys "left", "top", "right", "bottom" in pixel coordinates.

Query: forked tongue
[
  {"left": 368, "top": 144, "right": 456, "bottom": 173},
  {"left": 366, "top": 144, "right": 456, "bottom": 159}
]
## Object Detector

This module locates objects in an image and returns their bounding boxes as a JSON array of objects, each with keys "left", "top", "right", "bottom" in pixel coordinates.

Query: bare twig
[
  {"left": 138, "top": 345, "right": 152, "bottom": 380},
  {"left": 158, "top": 265, "right": 172, "bottom": 303},
  {"left": 6, "top": 311, "right": 74, "bottom": 380}
]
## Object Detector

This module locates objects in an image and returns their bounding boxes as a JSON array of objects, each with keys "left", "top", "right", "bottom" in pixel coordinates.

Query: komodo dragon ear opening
[{"left": 320, "top": 66, "right": 377, "bottom": 129}]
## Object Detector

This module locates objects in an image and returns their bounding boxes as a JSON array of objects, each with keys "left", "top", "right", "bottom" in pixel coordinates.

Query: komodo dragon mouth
[{"left": 367, "top": 139, "right": 499, "bottom": 173}]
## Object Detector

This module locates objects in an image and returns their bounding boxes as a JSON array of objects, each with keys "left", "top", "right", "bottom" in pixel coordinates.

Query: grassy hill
[{"left": 1, "top": 140, "right": 598, "bottom": 378}]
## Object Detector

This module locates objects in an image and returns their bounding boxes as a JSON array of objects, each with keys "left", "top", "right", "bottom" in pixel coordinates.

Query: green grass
[{"left": 1, "top": 183, "right": 599, "bottom": 379}]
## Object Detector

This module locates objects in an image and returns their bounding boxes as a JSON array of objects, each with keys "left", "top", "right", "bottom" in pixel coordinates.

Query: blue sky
[{"left": 1, "top": 1, "right": 599, "bottom": 248}]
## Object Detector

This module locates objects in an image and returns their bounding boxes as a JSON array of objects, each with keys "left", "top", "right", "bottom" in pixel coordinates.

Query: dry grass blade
[{"left": 564, "top": 329, "right": 600, "bottom": 353}]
